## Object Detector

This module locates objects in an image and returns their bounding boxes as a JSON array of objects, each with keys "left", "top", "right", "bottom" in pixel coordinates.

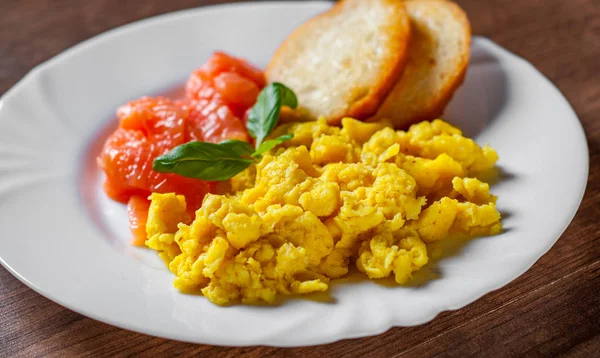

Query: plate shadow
[{"left": 443, "top": 43, "right": 509, "bottom": 139}]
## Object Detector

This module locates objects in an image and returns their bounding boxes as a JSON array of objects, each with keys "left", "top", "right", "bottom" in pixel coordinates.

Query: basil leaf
[
  {"left": 152, "top": 83, "right": 298, "bottom": 181},
  {"left": 252, "top": 134, "right": 294, "bottom": 158},
  {"left": 153, "top": 140, "right": 253, "bottom": 181},
  {"left": 247, "top": 83, "right": 298, "bottom": 149},
  {"left": 218, "top": 139, "right": 255, "bottom": 158}
]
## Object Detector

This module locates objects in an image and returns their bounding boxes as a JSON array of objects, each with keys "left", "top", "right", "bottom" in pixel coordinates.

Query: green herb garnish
[
  {"left": 153, "top": 83, "right": 297, "bottom": 181},
  {"left": 247, "top": 83, "right": 298, "bottom": 149},
  {"left": 252, "top": 134, "right": 294, "bottom": 158},
  {"left": 152, "top": 140, "right": 254, "bottom": 181}
]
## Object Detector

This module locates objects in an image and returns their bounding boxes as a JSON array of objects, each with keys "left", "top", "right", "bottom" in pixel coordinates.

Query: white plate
[{"left": 0, "top": 1, "right": 588, "bottom": 347}]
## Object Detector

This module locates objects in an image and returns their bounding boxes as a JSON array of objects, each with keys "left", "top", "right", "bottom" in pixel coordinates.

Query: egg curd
[{"left": 145, "top": 118, "right": 502, "bottom": 305}]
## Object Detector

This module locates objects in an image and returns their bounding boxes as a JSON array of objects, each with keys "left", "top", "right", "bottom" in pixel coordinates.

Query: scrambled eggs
[{"left": 146, "top": 118, "right": 502, "bottom": 305}]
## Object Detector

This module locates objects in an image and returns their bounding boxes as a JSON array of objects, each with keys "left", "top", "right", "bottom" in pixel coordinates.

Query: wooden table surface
[{"left": 1, "top": 0, "right": 599, "bottom": 356}]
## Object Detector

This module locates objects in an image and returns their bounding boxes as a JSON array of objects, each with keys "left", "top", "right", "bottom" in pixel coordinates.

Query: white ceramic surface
[{"left": 0, "top": 1, "right": 588, "bottom": 347}]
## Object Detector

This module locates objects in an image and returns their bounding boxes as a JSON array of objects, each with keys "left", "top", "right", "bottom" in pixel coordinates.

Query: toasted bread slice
[
  {"left": 266, "top": 0, "right": 411, "bottom": 125},
  {"left": 372, "top": 0, "right": 471, "bottom": 128}
]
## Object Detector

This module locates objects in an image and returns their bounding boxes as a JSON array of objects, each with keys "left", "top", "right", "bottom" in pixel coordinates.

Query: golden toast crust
[
  {"left": 372, "top": 0, "right": 472, "bottom": 128},
  {"left": 266, "top": 0, "right": 412, "bottom": 125}
]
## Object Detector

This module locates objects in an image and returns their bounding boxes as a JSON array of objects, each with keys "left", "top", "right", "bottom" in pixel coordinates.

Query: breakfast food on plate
[
  {"left": 97, "top": 52, "right": 265, "bottom": 245},
  {"left": 97, "top": 0, "right": 502, "bottom": 305},
  {"left": 372, "top": 0, "right": 472, "bottom": 128},
  {"left": 147, "top": 117, "right": 501, "bottom": 305},
  {"left": 265, "top": 0, "right": 412, "bottom": 125},
  {"left": 269, "top": 0, "right": 471, "bottom": 129}
]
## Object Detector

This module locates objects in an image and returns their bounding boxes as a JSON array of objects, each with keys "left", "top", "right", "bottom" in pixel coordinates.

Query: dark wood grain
[{"left": 1, "top": 0, "right": 599, "bottom": 357}]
